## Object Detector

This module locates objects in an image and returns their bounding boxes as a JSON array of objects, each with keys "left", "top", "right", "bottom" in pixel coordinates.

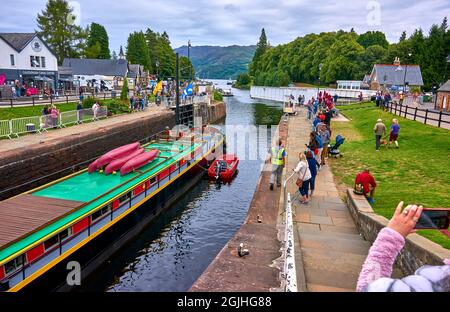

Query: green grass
[
  {"left": 329, "top": 102, "right": 450, "bottom": 249},
  {"left": 0, "top": 99, "right": 127, "bottom": 121}
]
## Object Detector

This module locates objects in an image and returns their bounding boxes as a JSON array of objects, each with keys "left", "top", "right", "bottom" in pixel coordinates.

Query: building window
[
  {"left": 41, "top": 57, "right": 46, "bottom": 68},
  {"left": 10, "top": 54, "right": 15, "bottom": 66},
  {"left": 30, "top": 56, "right": 40, "bottom": 68},
  {"left": 4, "top": 256, "right": 24, "bottom": 275}
]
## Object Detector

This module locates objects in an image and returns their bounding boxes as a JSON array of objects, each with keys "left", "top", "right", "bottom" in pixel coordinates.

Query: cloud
[{"left": 0, "top": 0, "right": 449, "bottom": 52}]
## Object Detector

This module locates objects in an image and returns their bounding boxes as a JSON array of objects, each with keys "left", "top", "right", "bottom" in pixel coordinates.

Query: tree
[
  {"left": 249, "top": 28, "right": 268, "bottom": 76},
  {"left": 145, "top": 29, "right": 176, "bottom": 79},
  {"left": 84, "top": 41, "right": 101, "bottom": 59},
  {"left": 357, "top": 31, "right": 389, "bottom": 49},
  {"left": 399, "top": 31, "right": 407, "bottom": 42},
  {"left": 36, "top": 0, "right": 87, "bottom": 64},
  {"left": 236, "top": 73, "right": 251, "bottom": 86},
  {"left": 126, "top": 31, "right": 151, "bottom": 72},
  {"left": 120, "top": 78, "right": 128, "bottom": 100},
  {"left": 86, "top": 22, "right": 110, "bottom": 59}
]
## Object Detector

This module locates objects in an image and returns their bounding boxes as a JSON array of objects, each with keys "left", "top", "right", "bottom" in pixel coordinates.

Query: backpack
[{"left": 315, "top": 135, "right": 323, "bottom": 148}]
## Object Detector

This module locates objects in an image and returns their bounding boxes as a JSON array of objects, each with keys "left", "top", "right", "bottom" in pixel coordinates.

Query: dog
[{"left": 379, "top": 136, "right": 389, "bottom": 149}]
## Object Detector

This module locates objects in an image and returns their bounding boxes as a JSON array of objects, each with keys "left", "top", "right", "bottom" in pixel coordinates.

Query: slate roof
[
  {"left": 0, "top": 33, "right": 36, "bottom": 52},
  {"left": 372, "top": 64, "right": 424, "bottom": 86},
  {"left": 62, "top": 58, "right": 129, "bottom": 76},
  {"left": 438, "top": 80, "right": 450, "bottom": 92}
]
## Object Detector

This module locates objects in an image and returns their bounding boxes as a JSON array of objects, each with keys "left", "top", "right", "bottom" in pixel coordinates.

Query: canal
[{"left": 79, "top": 86, "right": 283, "bottom": 292}]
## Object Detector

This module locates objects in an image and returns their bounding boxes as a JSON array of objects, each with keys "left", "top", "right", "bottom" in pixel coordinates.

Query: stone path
[
  {"left": 285, "top": 109, "right": 370, "bottom": 292},
  {"left": 0, "top": 106, "right": 171, "bottom": 153}
]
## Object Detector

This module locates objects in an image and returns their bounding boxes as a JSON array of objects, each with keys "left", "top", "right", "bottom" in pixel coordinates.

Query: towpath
[{"left": 284, "top": 109, "right": 370, "bottom": 292}]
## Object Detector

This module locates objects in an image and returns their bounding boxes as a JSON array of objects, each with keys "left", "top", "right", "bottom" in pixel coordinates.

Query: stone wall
[
  {"left": 0, "top": 111, "right": 176, "bottom": 200},
  {"left": 194, "top": 100, "right": 226, "bottom": 125},
  {"left": 346, "top": 189, "right": 450, "bottom": 275}
]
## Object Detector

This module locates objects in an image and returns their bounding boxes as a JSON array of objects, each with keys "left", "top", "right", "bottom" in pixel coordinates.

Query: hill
[{"left": 174, "top": 45, "right": 256, "bottom": 79}]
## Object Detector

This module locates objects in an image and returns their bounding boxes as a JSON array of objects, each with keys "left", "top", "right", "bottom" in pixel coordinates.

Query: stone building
[{"left": 435, "top": 79, "right": 450, "bottom": 111}]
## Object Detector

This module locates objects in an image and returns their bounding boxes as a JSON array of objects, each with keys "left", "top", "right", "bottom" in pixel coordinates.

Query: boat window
[
  {"left": 4, "top": 256, "right": 24, "bottom": 275},
  {"left": 59, "top": 227, "right": 73, "bottom": 242},
  {"left": 44, "top": 235, "right": 59, "bottom": 251},
  {"left": 118, "top": 192, "right": 132, "bottom": 204},
  {"left": 91, "top": 205, "right": 111, "bottom": 223},
  {"left": 150, "top": 177, "right": 157, "bottom": 185}
]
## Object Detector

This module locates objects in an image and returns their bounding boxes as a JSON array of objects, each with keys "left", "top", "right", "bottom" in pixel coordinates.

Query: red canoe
[
  {"left": 104, "top": 148, "right": 144, "bottom": 175},
  {"left": 120, "top": 150, "right": 160, "bottom": 176},
  {"left": 207, "top": 154, "right": 239, "bottom": 181},
  {"left": 88, "top": 142, "right": 140, "bottom": 173}
]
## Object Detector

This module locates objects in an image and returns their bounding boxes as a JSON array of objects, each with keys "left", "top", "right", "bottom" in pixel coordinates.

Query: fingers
[{"left": 394, "top": 201, "right": 404, "bottom": 216}]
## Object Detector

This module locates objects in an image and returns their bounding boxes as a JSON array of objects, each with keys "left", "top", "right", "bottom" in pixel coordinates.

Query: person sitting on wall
[{"left": 354, "top": 168, "right": 377, "bottom": 204}]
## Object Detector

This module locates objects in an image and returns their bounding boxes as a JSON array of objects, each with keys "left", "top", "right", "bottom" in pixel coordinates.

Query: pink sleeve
[{"left": 356, "top": 227, "right": 405, "bottom": 292}]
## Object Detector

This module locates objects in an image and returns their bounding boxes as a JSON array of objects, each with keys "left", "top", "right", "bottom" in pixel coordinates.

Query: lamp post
[
  {"left": 188, "top": 40, "right": 192, "bottom": 81},
  {"left": 175, "top": 53, "right": 180, "bottom": 125},
  {"left": 317, "top": 63, "right": 323, "bottom": 98},
  {"left": 402, "top": 52, "right": 412, "bottom": 93}
]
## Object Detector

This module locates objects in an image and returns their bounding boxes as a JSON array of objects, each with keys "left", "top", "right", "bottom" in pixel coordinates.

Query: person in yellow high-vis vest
[{"left": 270, "top": 139, "right": 287, "bottom": 191}]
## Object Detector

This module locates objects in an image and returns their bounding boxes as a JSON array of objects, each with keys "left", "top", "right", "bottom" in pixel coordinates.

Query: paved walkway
[
  {"left": 0, "top": 106, "right": 171, "bottom": 153},
  {"left": 285, "top": 109, "right": 370, "bottom": 292}
]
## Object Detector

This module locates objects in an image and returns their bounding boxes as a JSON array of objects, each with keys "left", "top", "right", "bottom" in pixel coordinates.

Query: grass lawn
[
  {"left": 0, "top": 99, "right": 127, "bottom": 121},
  {"left": 0, "top": 102, "right": 80, "bottom": 120},
  {"left": 329, "top": 102, "right": 450, "bottom": 249}
]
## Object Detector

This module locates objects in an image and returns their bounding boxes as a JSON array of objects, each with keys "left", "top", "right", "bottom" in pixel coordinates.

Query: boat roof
[{"left": 0, "top": 138, "right": 204, "bottom": 263}]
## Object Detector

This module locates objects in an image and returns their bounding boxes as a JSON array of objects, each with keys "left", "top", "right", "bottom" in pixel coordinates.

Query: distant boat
[
  {"left": 227, "top": 78, "right": 233, "bottom": 85},
  {"left": 221, "top": 89, "right": 233, "bottom": 97}
]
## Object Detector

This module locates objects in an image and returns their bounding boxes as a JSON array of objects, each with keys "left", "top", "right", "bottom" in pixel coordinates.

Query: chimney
[{"left": 393, "top": 57, "right": 400, "bottom": 66}]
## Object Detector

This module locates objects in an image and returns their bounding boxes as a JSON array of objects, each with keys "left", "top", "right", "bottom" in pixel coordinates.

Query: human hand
[{"left": 387, "top": 202, "right": 423, "bottom": 238}]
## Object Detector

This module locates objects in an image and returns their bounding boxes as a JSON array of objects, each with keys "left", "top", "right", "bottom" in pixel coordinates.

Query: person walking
[
  {"left": 320, "top": 126, "right": 331, "bottom": 165},
  {"left": 374, "top": 119, "right": 387, "bottom": 151},
  {"left": 293, "top": 153, "right": 312, "bottom": 204},
  {"left": 269, "top": 139, "right": 287, "bottom": 191},
  {"left": 76, "top": 101, "right": 83, "bottom": 123},
  {"left": 389, "top": 118, "right": 400, "bottom": 149},
  {"left": 306, "top": 151, "right": 320, "bottom": 197}
]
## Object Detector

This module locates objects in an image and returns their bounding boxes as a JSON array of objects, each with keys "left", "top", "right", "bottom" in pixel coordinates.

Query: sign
[
  {"left": 31, "top": 40, "right": 42, "bottom": 52},
  {"left": 21, "top": 70, "right": 56, "bottom": 76}
]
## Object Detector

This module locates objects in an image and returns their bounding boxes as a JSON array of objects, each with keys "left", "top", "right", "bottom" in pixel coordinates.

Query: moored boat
[{"left": 207, "top": 154, "right": 239, "bottom": 181}]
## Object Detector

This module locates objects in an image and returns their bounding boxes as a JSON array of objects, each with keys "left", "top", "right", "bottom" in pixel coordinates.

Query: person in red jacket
[{"left": 354, "top": 168, "right": 377, "bottom": 204}]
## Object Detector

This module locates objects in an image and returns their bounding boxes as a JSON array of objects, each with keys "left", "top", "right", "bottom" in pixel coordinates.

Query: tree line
[
  {"left": 246, "top": 20, "right": 450, "bottom": 91},
  {"left": 36, "top": 0, "right": 194, "bottom": 80}
]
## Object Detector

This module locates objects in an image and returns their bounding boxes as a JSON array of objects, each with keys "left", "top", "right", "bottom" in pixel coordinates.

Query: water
[{"left": 81, "top": 84, "right": 283, "bottom": 292}]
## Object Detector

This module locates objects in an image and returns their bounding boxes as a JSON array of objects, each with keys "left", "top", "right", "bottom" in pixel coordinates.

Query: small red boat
[
  {"left": 88, "top": 142, "right": 140, "bottom": 173},
  {"left": 120, "top": 149, "right": 160, "bottom": 176},
  {"left": 104, "top": 148, "right": 144, "bottom": 175},
  {"left": 208, "top": 154, "right": 239, "bottom": 181}
]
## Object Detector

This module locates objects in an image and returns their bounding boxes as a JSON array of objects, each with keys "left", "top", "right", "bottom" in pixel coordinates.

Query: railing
[
  {"left": 283, "top": 171, "right": 297, "bottom": 292},
  {"left": 380, "top": 102, "right": 450, "bottom": 129},
  {"left": 2, "top": 107, "right": 108, "bottom": 139},
  {"left": 0, "top": 91, "right": 117, "bottom": 108},
  {"left": 0, "top": 120, "right": 12, "bottom": 139}
]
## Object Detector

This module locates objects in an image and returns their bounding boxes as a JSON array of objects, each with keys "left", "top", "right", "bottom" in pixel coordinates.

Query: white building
[
  {"left": 337, "top": 80, "right": 363, "bottom": 90},
  {"left": 0, "top": 33, "right": 58, "bottom": 90}
]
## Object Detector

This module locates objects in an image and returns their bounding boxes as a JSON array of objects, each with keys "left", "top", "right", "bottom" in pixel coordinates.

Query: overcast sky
[{"left": 1, "top": 0, "right": 449, "bottom": 53}]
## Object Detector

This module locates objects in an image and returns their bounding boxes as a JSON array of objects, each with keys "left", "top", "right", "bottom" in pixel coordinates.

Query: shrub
[
  {"left": 82, "top": 96, "right": 96, "bottom": 109},
  {"left": 104, "top": 99, "right": 131, "bottom": 115},
  {"left": 213, "top": 90, "right": 223, "bottom": 101},
  {"left": 120, "top": 78, "right": 129, "bottom": 100}
]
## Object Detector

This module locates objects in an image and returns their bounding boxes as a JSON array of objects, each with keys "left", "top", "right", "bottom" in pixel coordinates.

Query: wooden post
[
  {"left": 405, "top": 105, "right": 408, "bottom": 118},
  {"left": 438, "top": 111, "right": 443, "bottom": 128},
  {"left": 32, "top": 97, "right": 35, "bottom": 106},
  {"left": 414, "top": 107, "right": 418, "bottom": 121},
  {"left": 424, "top": 109, "right": 428, "bottom": 125},
  {"left": 10, "top": 99, "right": 13, "bottom": 108}
]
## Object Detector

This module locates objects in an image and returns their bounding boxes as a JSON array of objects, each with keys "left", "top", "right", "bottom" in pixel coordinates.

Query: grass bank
[{"left": 329, "top": 102, "right": 450, "bottom": 249}]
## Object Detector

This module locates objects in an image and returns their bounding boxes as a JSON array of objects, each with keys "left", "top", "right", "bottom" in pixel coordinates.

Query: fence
[
  {"left": 2, "top": 107, "right": 108, "bottom": 139},
  {"left": 380, "top": 102, "right": 450, "bottom": 129},
  {"left": 0, "top": 120, "right": 12, "bottom": 139}
]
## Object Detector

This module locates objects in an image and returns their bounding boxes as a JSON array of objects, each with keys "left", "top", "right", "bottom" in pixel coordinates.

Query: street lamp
[
  {"left": 317, "top": 63, "right": 323, "bottom": 98},
  {"left": 188, "top": 40, "right": 192, "bottom": 81}
]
